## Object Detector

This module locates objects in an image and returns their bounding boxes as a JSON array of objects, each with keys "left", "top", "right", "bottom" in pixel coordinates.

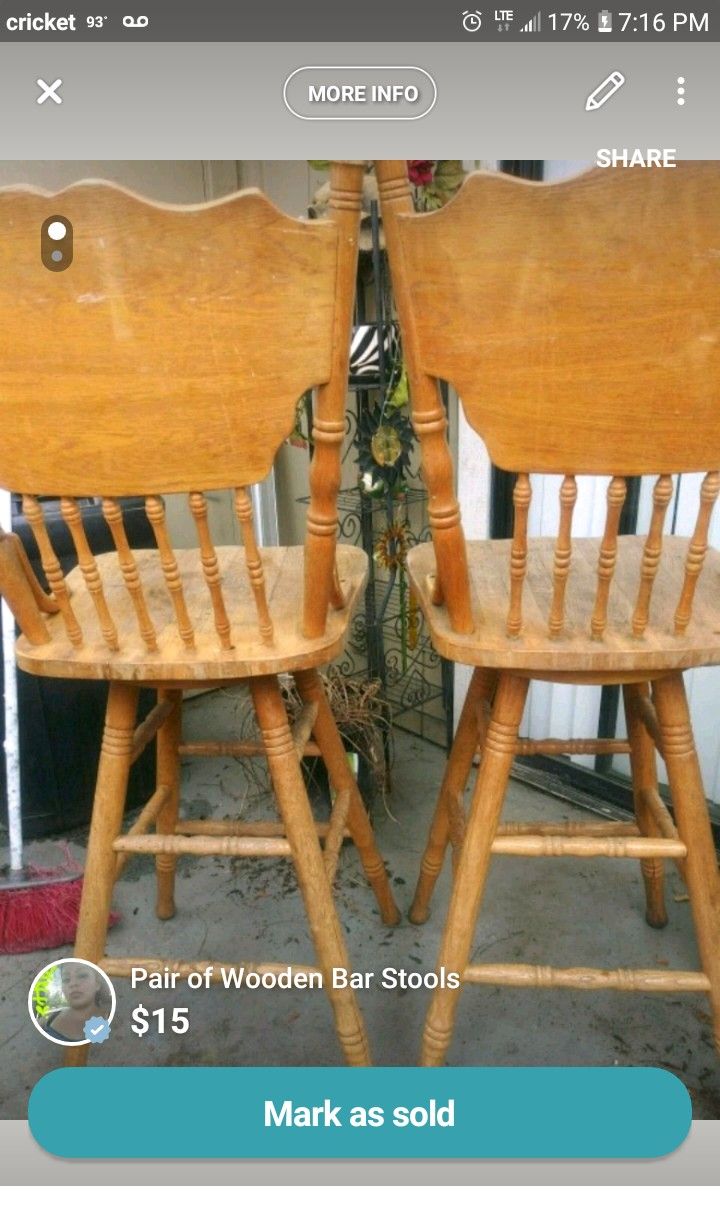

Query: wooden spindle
[
  {"left": 591, "top": 476, "right": 627, "bottom": 639},
  {"left": 506, "top": 473, "right": 531, "bottom": 638},
  {"left": 22, "top": 494, "right": 83, "bottom": 647},
  {"left": 144, "top": 495, "right": 195, "bottom": 649},
  {"left": 234, "top": 487, "right": 274, "bottom": 646},
  {"left": 674, "top": 470, "right": 720, "bottom": 635},
  {"left": 632, "top": 474, "right": 673, "bottom": 637},
  {"left": 188, "top": 492, "right": 233, "bottom": 650},
  {"left": 102, "top": 498, "right": 158, "bottom": 651},
  {"left": 303, "top": 160, "right": 363, "bottom": 640},
  {"left": 376, "top": 159, "right": 474, "bottom": 635},
  {"left": 548, "top": 475, "right": 577, "bottom": 638},
  {"left": 60, "top": 497, "right": 119, "bottom": 651}
]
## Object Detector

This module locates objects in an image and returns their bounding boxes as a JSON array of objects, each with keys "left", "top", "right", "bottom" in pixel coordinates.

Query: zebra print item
[{"left": 349, "top": 323, "right": 400, "bottom": 380}]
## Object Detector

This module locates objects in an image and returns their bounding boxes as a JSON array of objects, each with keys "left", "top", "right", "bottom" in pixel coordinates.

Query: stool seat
[
  {"left": 17, "top": 544, "right": 367, "bottom": 682},
  {"left": 408, "top": 536, "right": 720, "bottom": 676}
]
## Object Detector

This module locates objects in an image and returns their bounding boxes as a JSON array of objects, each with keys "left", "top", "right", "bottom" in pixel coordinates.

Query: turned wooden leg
[
  {"left": 653, "top": 673, "right": 720, "bottom": 1055},
  {"left": 623, "top": 682, "right": 668, "bottom": 929},
  {"left": 251, "top": 675, "right": 371, "bottom": 1067},
  {"left": 409, "top": 668, "right": 497, "bottom": 926},
  {"left": 421, "top": 673, "right": 528, "bottom": 1067},
  {"left": 155, "top": 689, "right": 183, "bottom": 920},
  {"left": 65, "top": 682, "right": 139, "bottom": 1068},
  {"left": 293, "top": 668, "right": 400, "bottom": 927}
]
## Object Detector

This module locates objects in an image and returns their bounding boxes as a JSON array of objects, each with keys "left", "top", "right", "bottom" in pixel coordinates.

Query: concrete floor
[{"left": 2, "top": 687, "right": 719, "bottom": 1120}]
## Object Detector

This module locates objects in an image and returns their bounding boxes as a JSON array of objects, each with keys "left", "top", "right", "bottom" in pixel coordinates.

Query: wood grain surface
[
  {"left": 407, "top": 535, "right": 720, "bottom": 673},
  {"left": 0, "top": 182, "right": 338, "bottom": 495},
  {"left": 393, "top": 163, "right": 720, "bottom": 475},
  {"left": 16, "top": 543, "right": 367, "bottom": 679}
]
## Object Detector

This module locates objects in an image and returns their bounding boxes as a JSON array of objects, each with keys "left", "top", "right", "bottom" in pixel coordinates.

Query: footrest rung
[
  {"left": 112, "top": 833, "right": 292, "bottom": 858},
  {"left": 100, "top": 957, "right": 323, "bottom": 985},
  {"left": 463, "top": 962, "right": 710, "bottom": 992},
  {"left": 176, "top": 819, "right": 338, "bottom": 840},
  {"left": 515, "top": 738, "right": 631, "bottom": 757},
  {"left": 496, "top": 821, "right": 639, "bottom": 838},
  {"left": 180, "top": 740, "right": 267, "bottom": 758},
  {"left": 178, "top": 739, "right": 322, "bottom": 759},
  {"left": 491, "top": 834, "right": 686, "bottom": 859}
]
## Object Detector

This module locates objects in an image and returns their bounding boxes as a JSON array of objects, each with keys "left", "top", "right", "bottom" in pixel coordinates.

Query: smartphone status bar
[{"left": 0, "top": 3, "right": 714, "bottom": 42}]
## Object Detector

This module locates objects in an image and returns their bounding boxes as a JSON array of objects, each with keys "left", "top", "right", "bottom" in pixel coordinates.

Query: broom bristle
[
  {"left": 0, "top": 876, "right": 84, "bottom": 954},
  {"left": 0, "top": 877, "right": 119, "bottom": 955}
]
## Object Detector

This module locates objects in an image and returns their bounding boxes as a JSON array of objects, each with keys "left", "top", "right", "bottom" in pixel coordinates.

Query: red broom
[{"left": 0, "top": 861, "right": 85, "bottom": 955}]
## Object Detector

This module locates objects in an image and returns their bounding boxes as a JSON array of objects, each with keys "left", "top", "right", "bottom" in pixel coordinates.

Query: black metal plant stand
[{"left": 301, "top": 200, "right": 453, "bottom": 767}]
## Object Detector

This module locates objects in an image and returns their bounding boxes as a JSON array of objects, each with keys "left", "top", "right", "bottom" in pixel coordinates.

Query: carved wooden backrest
[
  {"left": 0, "top": 162, "right": 364, "bottom": 650},
  {"left": 377, "top": 160, "right": 720, "bottom": 639}
]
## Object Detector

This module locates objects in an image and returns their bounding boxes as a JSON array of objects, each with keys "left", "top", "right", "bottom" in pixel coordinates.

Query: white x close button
[{"left": 36, "top": 78, "right": 63, "bottom": 105}]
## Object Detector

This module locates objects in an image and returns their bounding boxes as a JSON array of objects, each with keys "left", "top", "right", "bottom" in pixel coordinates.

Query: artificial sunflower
[
  {"left": 374, "top": 520, "right": 410, "bottom": 572},
  {"left": 355, "top": 405, "right": 413, "bottom": 493}
]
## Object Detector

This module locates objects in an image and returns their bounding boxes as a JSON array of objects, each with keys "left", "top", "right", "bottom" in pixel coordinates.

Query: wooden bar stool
[
  {"left": 0, "top": 161, "right": 399, "bottom": 1068},
  {"left": 377, "top": 159, "right": 720, "bottom": 1065}
]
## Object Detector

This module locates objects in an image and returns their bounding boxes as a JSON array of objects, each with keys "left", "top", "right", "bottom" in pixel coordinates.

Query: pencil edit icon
[{"left": 585, "top": 70, "right": 625, "bottom": 111}]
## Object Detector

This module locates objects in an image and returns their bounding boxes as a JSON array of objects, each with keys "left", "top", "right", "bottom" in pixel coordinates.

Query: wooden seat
[
  {"left": 0, "top": 161, "right": 399, "bottom": 1070},
  {"left": 16, "top": 544, "right": 367, "bottom": 680},
  {"left": 409, "top": 536, "right": 720, "bottom": 675},
  {"left": 377, "top": 159, "right": 720, "bottom": 1066}
]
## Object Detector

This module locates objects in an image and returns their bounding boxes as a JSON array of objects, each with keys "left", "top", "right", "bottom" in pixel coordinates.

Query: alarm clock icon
[{"left": 462, "top": 10, "right": 482, "bottom": 32}]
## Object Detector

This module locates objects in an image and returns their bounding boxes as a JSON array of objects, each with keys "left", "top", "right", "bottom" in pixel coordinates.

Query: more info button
[{"left": 283, "top": 66, "right": 437, "bottom": 121}]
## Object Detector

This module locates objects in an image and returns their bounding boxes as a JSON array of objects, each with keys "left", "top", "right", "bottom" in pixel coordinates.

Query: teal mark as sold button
[{"left": 29, "top": 1066, "right": 690, "bottom": 1160}]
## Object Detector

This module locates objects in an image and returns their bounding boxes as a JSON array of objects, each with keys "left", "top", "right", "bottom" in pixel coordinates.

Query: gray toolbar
[{"left": 0, "top": 42, "right": 716, "bottom": 158}]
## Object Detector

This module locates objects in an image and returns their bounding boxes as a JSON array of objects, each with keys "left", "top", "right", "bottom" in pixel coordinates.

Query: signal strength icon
[{"left": 520, "top": 10, "right": 542, "bottom": 31}]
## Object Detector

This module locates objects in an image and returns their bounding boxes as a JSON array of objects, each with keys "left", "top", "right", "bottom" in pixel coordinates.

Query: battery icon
[{"left": 598, "top": 9, "right": 612, "bottom": 32}]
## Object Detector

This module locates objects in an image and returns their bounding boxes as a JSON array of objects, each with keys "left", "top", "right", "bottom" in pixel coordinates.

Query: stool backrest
[
  {"left": 377, "top": 160, "right": 720, "bottom": 640},
  {"left": 0, "top": 162, "right": 363, "bottom": 649}
]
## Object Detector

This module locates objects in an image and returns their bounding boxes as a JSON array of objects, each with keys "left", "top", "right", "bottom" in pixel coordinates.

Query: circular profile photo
[{"left": 28, "top": 958, "right": 116, "bottom": 1047}]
